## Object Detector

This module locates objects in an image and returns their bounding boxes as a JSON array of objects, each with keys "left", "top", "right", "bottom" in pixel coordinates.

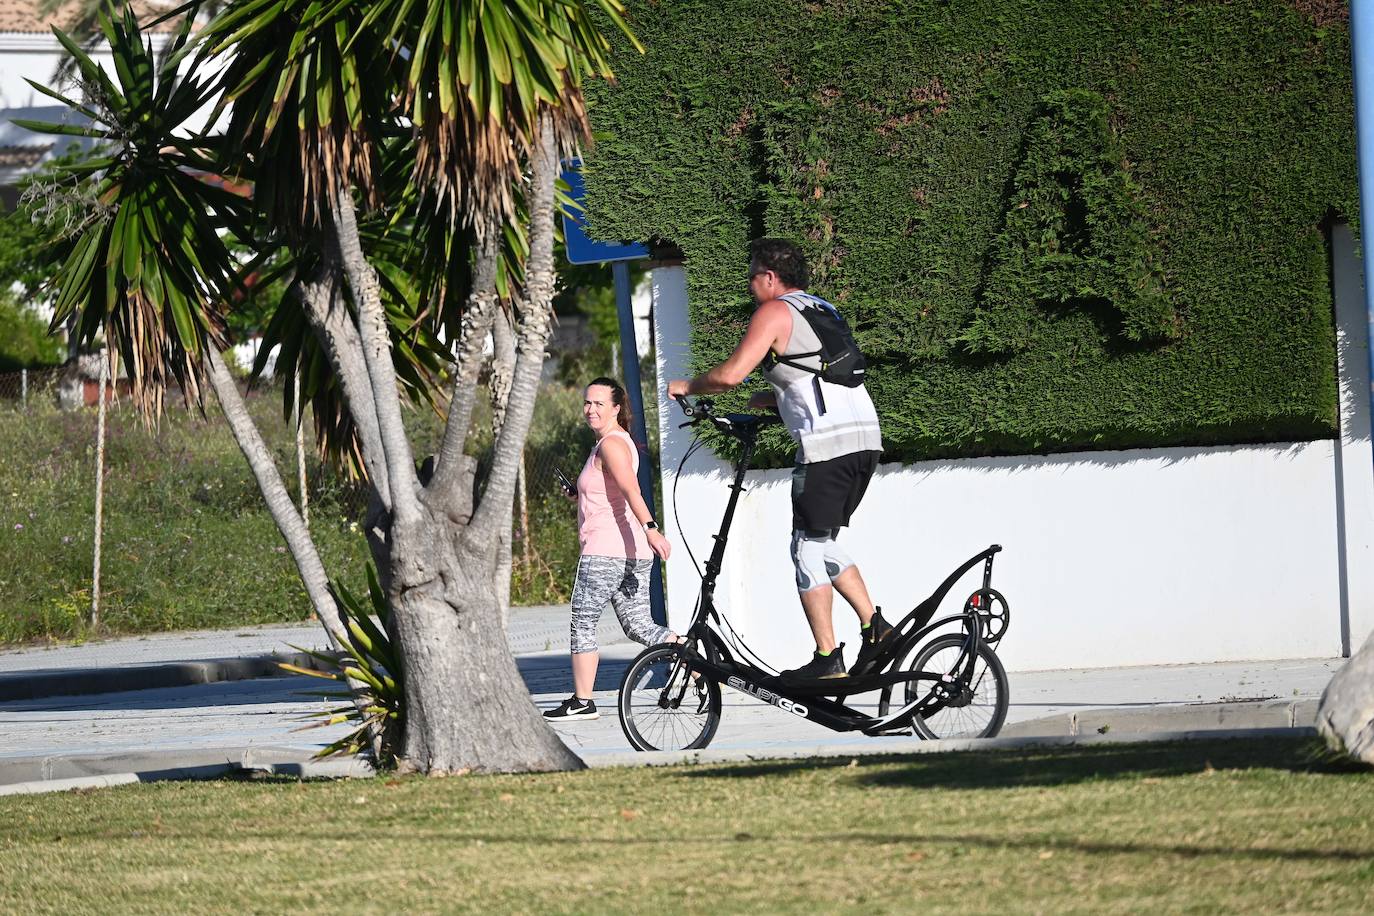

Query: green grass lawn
[{"left": 1, "top": 738, "right": 1370, "bottom": 914}]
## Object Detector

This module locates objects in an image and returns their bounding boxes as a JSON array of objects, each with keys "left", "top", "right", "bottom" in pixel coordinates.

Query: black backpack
[{"left": 764, "top": 292, "right": 868, "bottom": 412}]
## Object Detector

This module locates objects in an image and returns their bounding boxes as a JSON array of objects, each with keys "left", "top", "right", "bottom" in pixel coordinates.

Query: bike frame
[{"left": 664, "top": 407, "right": 1005, "bottom": 736}]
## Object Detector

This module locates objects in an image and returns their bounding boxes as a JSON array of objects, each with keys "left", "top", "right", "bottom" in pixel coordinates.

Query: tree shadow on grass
[{"left": 674, "top": 738, "right": 1370, "bottom": 791}]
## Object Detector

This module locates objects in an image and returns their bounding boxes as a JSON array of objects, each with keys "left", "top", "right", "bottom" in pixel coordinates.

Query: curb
[
  {"left": 0, "top": 651, "right": 333, "bottom": 703},
  {"left": 0, "top": 745, "right": 376, "bottom": 796},
  {"left": 998, "top": 698, "right": 1320, "bottom": 737},
  {"left": 0, "top": 607, "right": 618, "bottom": 703}
]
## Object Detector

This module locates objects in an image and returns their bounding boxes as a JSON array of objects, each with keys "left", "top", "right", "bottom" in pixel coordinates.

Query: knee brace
[{"left": 790, "top": 528, "right": 854, "bottom": 592}]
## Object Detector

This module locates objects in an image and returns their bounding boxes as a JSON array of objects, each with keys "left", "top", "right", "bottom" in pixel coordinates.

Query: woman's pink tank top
[{"left": 577, "top": 429, "right": 651, "bottom": 559}]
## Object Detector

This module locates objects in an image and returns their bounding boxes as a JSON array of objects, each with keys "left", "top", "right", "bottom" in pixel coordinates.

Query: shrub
[
  {"left": 583, "top": 0, "right": 1352, "bottom": 463},
  {"left": 0, "top": 294, "right": 65, "bottom": 372}
]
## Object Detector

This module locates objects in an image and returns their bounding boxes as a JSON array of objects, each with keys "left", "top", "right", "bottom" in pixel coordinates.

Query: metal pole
[
  {"left": 20, "top": 368, "right": 27, "bottom": 409},
  {"left": 612, "top": 260, "right": 666, "bottom": 625},
  {"left": 1353, "top": 1, "right": 1374, "bottom": 417},
  {"left": 91, "top": 352, "right": 108, "bottom": 629}
]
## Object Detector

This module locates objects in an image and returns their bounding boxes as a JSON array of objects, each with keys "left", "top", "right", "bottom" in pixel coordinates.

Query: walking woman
[{"left": 544, "top": 377, "right": 674, "bottom": 720}]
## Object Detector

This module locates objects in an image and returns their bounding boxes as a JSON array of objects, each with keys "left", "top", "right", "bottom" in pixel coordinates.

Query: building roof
[{"left": 0, "top": 1, "right": 185, "bottom": 34}]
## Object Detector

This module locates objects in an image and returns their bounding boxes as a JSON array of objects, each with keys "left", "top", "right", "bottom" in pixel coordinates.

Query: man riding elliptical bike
[{"left": 668, "top": 238, "right": 889, "bottom": 680}]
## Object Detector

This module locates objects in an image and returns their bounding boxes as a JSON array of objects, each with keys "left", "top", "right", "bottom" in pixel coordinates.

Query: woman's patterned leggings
[{"left": 569, "top": 555, "right": 671, "bottom": 654}]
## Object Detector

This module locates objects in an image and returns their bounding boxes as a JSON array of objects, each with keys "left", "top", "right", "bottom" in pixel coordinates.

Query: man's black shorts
[{"left": 791, "top": 450, "right": 881, "bottom": 531}]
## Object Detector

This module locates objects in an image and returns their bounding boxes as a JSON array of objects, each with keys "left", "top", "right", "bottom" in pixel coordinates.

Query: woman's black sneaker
[
  {"left": 850, "top": 609, "right": 894, "bottom": 675},
  {"left": 781, "top": 644, "right": 847, "bottom": 680},
  {"left": 543, "top": 696, "right": 600, "bottom": 720}
]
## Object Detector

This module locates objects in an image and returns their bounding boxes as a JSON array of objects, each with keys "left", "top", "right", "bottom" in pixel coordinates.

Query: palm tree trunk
[
  {"left": 329, "top": 195, "right": 422, "bottom": 528},
  {"left": 392, "top": 112, "right": 582, "bottom": 774},
  {"left": 489, "top": 305, "right": 518, "bottom": 622},
  {"left": 204, "top": 347, "right": 347, "bottom": 648},
  {"left": 207, "top": 346, "right": 386, "bottom": 758},
  {"left": 391, "top": 530, "right": 582, "bottom": 773},
  {"left": 465, "top": 114, "right": 560, "bottom": 548},
  {"left": 430, "top": 230, "right": 500, "bottom": 510},
  {"left": 294, "top": 265, "right": 392, "bottom": 512}
]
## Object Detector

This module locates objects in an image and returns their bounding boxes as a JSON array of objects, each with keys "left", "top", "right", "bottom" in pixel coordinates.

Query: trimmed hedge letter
[{"left": 961, "top": 90, "right": 1176, "bottom": 355}]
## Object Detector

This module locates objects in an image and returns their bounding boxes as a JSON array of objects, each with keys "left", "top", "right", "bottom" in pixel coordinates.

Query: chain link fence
[
  {"left": 0, "top": 366, "right": 65, "bottom": 410},
  {"left": 1, "top": 362, "right": 654, "bottom": 631}
]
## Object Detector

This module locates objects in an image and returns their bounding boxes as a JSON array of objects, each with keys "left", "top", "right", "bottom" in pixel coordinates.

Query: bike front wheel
[
  {"left": 878, "top": 633, "right": 1009, "bottom": 739},
  {"left": 618, "top": 644, "right": 722, "bottom": 752}
]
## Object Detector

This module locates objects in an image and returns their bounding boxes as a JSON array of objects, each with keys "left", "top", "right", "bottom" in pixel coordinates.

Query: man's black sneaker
[
  {"left": 850, "top": 608, "right": 895, "bottom": 675},
  {"left": 781, "top": 644, "right": 848, "bottom": 681},
  {"left": 543, "top": 696, "right": 600, "bottom": 720}
]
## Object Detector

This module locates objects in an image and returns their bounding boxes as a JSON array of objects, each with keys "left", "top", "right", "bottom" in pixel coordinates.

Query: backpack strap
[
  {"left": 771, "top": 293, "right": 830, "bottom": 414},
  {"left": 767, "top": 293, "right": 824, "bottom": 368}
]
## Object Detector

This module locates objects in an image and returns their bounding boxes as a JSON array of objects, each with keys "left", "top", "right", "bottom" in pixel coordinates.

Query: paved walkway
[
  {"left": 0, "top": 608, "right": 1344, "bottom": 791},
  {"left": 0, "top": 604, "right": 604, "bottom": 673}
]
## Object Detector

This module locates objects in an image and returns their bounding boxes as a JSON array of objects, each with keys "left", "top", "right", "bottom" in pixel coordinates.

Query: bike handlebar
[{"left": 675, "top": 395, "right": 782, "bottom": 437}]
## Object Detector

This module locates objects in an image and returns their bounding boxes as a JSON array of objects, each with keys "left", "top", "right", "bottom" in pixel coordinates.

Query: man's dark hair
[{"left": 749, "top": 238, "right": 810, "bottom": 289}]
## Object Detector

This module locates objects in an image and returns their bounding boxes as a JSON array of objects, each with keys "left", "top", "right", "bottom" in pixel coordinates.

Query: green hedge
[{"left": 583, "top": 0, "right": 1353, "bottom": 463}]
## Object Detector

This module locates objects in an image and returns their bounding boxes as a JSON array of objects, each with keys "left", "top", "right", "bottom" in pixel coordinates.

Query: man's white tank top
[{"left": 760, "top": 291, "right": 883, "bottom": 464}]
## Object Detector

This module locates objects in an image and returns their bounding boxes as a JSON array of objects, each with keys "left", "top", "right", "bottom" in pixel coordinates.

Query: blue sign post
[
  {"left": 559, "top": 159, "right": 666, "bottom": 626},
  {"left": 1352, "top": 4, "right": 1374, "bottom": 414}
]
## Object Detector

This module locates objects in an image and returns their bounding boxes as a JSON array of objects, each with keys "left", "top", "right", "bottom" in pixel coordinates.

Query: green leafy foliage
[
  {"left": 0, "top": 295, "right": 65, "bottom": 371},
  {"left": 0, "top": 188, "right": 57, "bottom": 299},
  {"left": 960, "top": 90, "right": 1175, "bottom": 355},
  {"left": 583, "top": 0, "right": 1352, "bottom": 462},
  {"left": 14, "top": 8, "right": 246, "bottom": 416},
  {"left": 364, "top": 0, "right": 642, "bottom": 225},
  {"left": 283, "top": 562, "right": 404, "bottom": 766}
]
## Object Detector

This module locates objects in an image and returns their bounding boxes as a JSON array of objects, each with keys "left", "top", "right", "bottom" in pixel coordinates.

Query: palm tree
[{"left": 24, "top": 0, "right": 640, "bottom": 775}]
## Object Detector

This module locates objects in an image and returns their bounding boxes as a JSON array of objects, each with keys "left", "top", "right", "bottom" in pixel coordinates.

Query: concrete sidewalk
[
  {"left": 0, "top": 604, "right": 627, "bottom": 701},
  {"left": 0, "top": 612, "right": 1346, "bottom": 793}
]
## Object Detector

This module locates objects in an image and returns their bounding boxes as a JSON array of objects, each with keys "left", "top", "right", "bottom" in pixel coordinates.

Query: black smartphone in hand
[{"left": 555, "top": 466, "right": 576, "bottom": 497}]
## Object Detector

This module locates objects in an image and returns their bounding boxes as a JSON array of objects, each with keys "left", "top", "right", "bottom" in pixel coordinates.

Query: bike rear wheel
[
  {"left": 878, "top": 633, "right": 1009, "bottom": 739},
  {"left": 618, "top": 644, "right": 722, "bottom": 752}
]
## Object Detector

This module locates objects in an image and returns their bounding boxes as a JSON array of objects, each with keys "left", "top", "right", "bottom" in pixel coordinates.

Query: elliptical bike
[{"left": 616, "top": 395, "right": 1011, "bottom": 752}]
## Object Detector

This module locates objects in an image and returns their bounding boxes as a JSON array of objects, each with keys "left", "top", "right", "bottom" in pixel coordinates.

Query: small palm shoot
[{"left": 281, "top": 563, "right": 404, "bottom": 766}]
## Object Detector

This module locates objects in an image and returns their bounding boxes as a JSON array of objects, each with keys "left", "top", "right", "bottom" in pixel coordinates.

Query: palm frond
[
  {"left": 23, "top": 5, "right": 243, "bottom": 417},
  {"left": 372, "top": 0, "right": 640, "bottom": 233},
  {"left": 199, "top": 0, "right": 398, "bottom": 229}
]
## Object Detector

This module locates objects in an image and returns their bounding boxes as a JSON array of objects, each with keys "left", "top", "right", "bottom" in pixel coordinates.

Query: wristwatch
[{"left": 643, "top": 520, "right": 659, "bottom": 531}]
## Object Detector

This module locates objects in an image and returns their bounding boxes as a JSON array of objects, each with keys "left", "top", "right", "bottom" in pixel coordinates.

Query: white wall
[
  {"left": 650, "top": 257, "right": 1374, "bottom": 672},
  {"left": 0, "top": 34, "right": 78, "bottom": 111}
]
